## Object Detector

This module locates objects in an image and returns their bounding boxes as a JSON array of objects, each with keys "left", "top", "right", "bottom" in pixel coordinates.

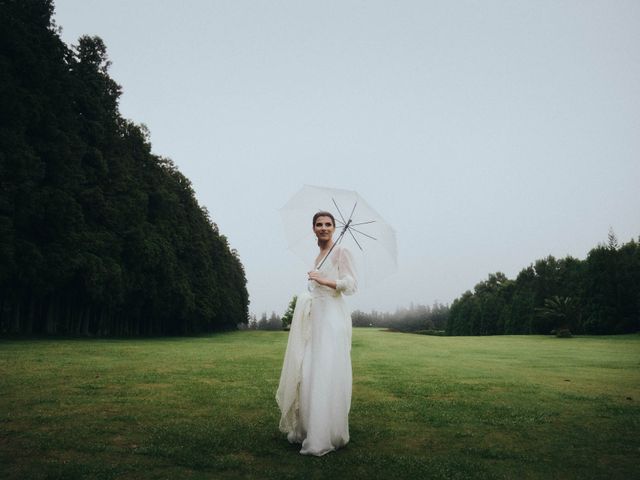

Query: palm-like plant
[{"left": 536, "top": 296, "right": 577, "bottom": 337}]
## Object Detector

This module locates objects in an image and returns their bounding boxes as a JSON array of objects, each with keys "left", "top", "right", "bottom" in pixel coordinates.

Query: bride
[{"left": 276, "top": 211, "right": 357, "bottom": 456}]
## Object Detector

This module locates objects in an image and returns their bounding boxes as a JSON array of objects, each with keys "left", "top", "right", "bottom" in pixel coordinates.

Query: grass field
[{"left": 1, "top": 329, "right": 639, "bottom": 479}]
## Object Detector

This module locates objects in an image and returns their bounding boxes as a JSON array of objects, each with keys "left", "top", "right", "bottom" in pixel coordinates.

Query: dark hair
[{"left": 312, "top": 211, "right": 335, "bottom": 227}]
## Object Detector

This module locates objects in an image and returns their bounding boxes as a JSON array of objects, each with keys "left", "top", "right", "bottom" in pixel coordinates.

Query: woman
[{"left": 276, "top": 211, "right": 357, "bottom": 456}]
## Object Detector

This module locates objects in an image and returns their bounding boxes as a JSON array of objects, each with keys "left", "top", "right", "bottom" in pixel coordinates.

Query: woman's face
[{"left": 313, "top": 215, "right": 335, "bottom": 242}]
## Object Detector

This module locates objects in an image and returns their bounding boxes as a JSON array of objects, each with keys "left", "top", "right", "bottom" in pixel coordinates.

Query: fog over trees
[
  {"left": 2, "top": 1, "right": 636, "bottom": 338},
  {"left": 256, "top": 231, "right": 638, "bottom": 337}
]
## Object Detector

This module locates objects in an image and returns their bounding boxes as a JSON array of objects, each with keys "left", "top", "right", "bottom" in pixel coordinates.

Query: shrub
[{"left": 556, "top": 328, "right": 573, "bottom": 338}]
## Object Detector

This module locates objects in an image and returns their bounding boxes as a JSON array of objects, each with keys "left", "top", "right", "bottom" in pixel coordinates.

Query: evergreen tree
[
  {"left": 447, "top": 235, "right": 639, "bottom": 336},
  {"left": 281, "top": 295, "right": 297, "bottom": 329},
  {"left": 0, "top": 0, "right": 248, "bottom": 335}
]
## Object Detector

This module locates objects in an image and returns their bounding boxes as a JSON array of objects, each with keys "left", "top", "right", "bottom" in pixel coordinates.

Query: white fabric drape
[{"left": 276, "top": 247, "right": 357, "bottom": 456}]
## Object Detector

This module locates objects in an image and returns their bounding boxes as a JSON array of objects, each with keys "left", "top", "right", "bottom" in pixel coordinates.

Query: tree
[
  {"left": 0, "top": 0, "right": 249, "bottom": 335},
  {"left": 446, "top": 232, "right": 640, "bottom": 336},
  {"left": 535, "top": 296, "right": 577, "bottom": 336},
  {"left": 281, "top": 295, "right": 297, "bottom": 330},
  {"left": 255, "top": 312, "right": 281, "bottom": 330}
]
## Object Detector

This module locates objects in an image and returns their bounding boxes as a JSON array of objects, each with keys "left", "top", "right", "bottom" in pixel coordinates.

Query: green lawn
[{"left": 1, "top": 330, "right": 639, "bottom": 479}]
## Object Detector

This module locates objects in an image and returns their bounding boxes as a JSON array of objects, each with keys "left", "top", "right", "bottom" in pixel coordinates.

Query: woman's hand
[
  {"left": 307, "top": 270, "right": 325, "bottom": 284},
  {"left": 307, "top": 270, "right": 336, "bottom": 289}
]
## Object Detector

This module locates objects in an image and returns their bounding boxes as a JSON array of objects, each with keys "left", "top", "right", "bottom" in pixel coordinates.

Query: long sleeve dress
[{"left": 276, "top": 246, "right": 357, "bottom": 456}]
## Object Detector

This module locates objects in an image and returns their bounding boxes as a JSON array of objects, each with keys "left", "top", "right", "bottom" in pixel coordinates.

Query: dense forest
[
  {"left": 447, "top": 232, "right": 640, "bottom": 336},
  {"left": 0, "top": 0, "right": 249, "bottom": 335},
  {"left": 252, "top": 231, "right": 638, "bottom": 336}
]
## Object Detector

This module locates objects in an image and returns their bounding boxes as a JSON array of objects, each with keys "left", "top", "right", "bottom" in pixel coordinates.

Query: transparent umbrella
[{"left": 279, "top": 185, "right": 397, "bottom": 286}]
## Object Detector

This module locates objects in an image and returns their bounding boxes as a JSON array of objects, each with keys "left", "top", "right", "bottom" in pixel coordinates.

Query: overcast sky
[{"left": 53, "top": 0, "right": 640, "bottom": 316}]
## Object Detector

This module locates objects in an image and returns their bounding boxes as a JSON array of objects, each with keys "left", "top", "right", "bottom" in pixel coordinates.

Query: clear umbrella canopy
[{"left": 279, "top": 185, "right": 397, "bottom": 286}]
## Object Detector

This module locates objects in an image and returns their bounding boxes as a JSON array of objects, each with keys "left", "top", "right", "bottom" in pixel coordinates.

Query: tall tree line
[
  {"left": 447, "top": 233, "right": 640, "bottom": 335},
  {"left": 0, "top": 0, "right": 248, "bottom": 335}
]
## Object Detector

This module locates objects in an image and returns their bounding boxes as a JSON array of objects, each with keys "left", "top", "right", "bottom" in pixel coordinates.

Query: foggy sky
[{"left": 53, "top": 0, "right": 640, "bottom": 316}]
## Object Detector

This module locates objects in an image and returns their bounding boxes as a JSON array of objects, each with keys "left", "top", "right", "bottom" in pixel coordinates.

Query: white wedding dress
[{"left": 276, "top": 246, "right": 357, "bottom": 456}]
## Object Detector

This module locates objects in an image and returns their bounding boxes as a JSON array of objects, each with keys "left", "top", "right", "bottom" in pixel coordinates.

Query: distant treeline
[
  {"left": 447, "top": 233, "right": 640, "bottom": 336},
  {"left": 352, "top": 302, "right": 449, "bottom": 332},
  {"left": 0, "top": 1, "right": 248, "bottom": 335},
  {"left": 248, "top": 299, "right": 450, "bottom": 332},
  {"left": 252, "top": 233, "right": 639, "bottom": 337},
  {"left": 246, "top": 312, "right": 283, "bottom": 331}
]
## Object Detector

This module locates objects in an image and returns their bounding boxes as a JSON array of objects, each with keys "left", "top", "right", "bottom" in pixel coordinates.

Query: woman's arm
[
  {"left": 307, "top": 248, "right": 357, "bottom": 293},
  {"left": 307, "top": 248, "right": 358, "bottom": 293},
  {"left": 307, "top": 270, "right": 337, "bottom": 289},
  {"left": 335, "top": 248, "right": 357, "bottom": 295}
]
